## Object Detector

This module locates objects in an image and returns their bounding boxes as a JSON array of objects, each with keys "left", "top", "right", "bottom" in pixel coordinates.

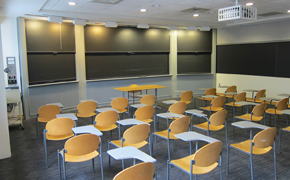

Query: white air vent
[
  {"left": 218, "top": 5, "right": 257, "bottom": 23},
  {"left": 91, "top": 0, "right": 123, "bottom": 4}
]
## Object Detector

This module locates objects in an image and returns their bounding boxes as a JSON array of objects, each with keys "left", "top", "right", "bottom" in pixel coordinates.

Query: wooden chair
[
  {"left": 217, "top": 85, "right": 237, "bottom": 98},
  {"left": 227, "top": 127, "right": 277, "bottom": 180},
  {"left": 75, "top": 100, "right": 97, "bottom": 124},
  {"left": 108, "top": 124, "right": 151, "bottom": 169},
  {"left": 93, "top": 110, "right": 120, "bottom": 140},
  {"left": 225, "top": 92, "right": 246, "bottom": 119},
  {"left": 113, "top": 162, "right": 155, "bottom": 180},
  {"left": 193, "top": 110, "right": 228, "bottom": 145},
  {"left": 111, "top": 97, "right": 128, "bottom": 119},
  {"left": 197, "top": 88, "right": 216, "bottom": 107},
  {"left": 36, "top": 104, "right": 61, "bottom": 137},
  {"left": 129, "top": 94, "right": 155, "bottom": 116},
  {"left": 134, "top": 105, "right": 154, "bottom": 124},
  {"left": 199, "top": 96, "right": 225, "bottom": 115},
  {"left": 168, "top": 101, "right": 187, "bottom": 115},
  {"left": 167, "top": 141, "right": 223, "bottom": 180},
  {"left": 43, "top": 117, "right": 75, "bottom": 168},
  {"left": 153, "top": 116, "right": 190, "bottom": 161},
  {"left": 246, "top": 89, "right": 266, "bottom": 103},
  {"left": 180, "top": 90, "right": 193, "bottom": 105},
  {"left": 265, "top": 98, "right": 288, "bottom": 127},
  {"left": 129, "top": 84, "right": 142, "bottom": 104},
  {"left": 58, "top": 134, "right": 103, "bottom": 180}
]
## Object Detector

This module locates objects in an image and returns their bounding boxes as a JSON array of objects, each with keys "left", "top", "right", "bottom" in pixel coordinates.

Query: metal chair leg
[
  {"left": 167, "top": 161, "right": 170, "bottom": 180},
  {"left": 278, "top": 128, "right": 282, "bottom": 154},
  {"left": 274, "top": 140, "right": 277, "bottom": 180},
  {"left": 100, "top": 155, "right": 104, "bottom": 180},
  {"left": 220, "top": 153, "right": 223, "bottom": 180},
  {"left": 167, "top": 139, "right": 171, "bottom": 161},
  {"left": 58, "top": 150, "right": 61, "bottom": 180},
  {"left": 250, "top": 153, "right": 254, "bottom": 180},
  {"left": 226, "top": 144, "right": 229, "bottom": 175},
  {"left": 36, "top": 119, "right": 39, "bottom": 138},
  {"left": 43, "top": 130, "right": 48, "bottom": 168},
  {"left": 92, "top": 158, "right": 95, "bottom": 174}
]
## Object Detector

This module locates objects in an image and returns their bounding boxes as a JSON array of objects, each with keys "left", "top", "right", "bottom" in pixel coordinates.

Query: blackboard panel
[
  {"left": 276, "top": 42, "right": 290, "bottom": 78},
  {"left": 27, "top": 54, "right": 76, "bottom": 85},
  {"left": 216, "top": 43, "right": 276, "bottom": 76},
  {"left": 86, "top": 53, "right": 169, "bottom": 79},
  {"left": 84, "top": 26, "right": 169, "bottom": 52},
  {"left": 25, "top": 19, "right": 75, "bottom": 52},
  {"left": 178, "top": 54, "right": 211, "bottom": 74},
  {"left": 177, "top": 30, "right": 212, "bottom": 52}
]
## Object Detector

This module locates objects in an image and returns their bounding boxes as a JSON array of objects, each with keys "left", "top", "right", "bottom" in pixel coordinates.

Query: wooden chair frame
[{"left": 265, "top": 98, "right": 288, "bottom": 127}]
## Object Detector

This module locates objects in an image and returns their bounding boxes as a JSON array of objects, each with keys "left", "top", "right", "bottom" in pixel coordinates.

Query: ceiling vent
[
  {"left": 91, "top": 0, "right": 123, "bottom": 4},
  {"left": 181, "top": 7, "right": 210, "bottom": 13},
  {"left": 258, "top": 12, "right": 284, "bottom": 17}
]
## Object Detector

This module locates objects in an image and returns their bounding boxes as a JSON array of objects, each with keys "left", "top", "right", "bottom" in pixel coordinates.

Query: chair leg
[
  {"left": 189, "top": 141, "right": 192, "bottom": 155},
  {"left": 63, "top": 156, "right": 66, "bottom": 180},
  {"left": 36, "top": 119, "right": 39, "bottom": 138},
  {"left": 278, "top": 128, "right": 282, "bottom": 154},
  {"left": 226, "top": 144, "right": 229, "bottom": 175},
  {"left": 233, "top": 106, "right": 235, "bottom": 121},
  {"left": 167, "top": 139, "right": 171, "bottom": 161},
  {"left": 233, "top": 117, "right": 235, "bottom": 138},
  {"left": 274, "top": 115, "right": 277, "bottom": 127},
  {"left": 58, "top": 150, "right": 61, "bottom": 180},
  {"left": 100, "top": 155, "right": 104, "bottom": 180},
  {"left": 220, "top": 153, "right": 223, "bottom": 180},
  {"left": 92, "top": 158, "right": 95, "bottom": 174},
  {"left": 225, "top": 125, "right": 228, "bottom": 146},
  {"left": 274, "top": 140, "right": 277, "bottom": 180},
  {"left": 250, "top": 153, "right": 254, "bottom": 180},
  {"left": 110, "top": 130, "right": 112, "bottom": 141},
  {"left": 43, "top": 131, "right": 48, "bottom": 168},
  {"left": 167, "top": 161, "right": 170, "bottom": 180},
  {"left": 172, "top": 140, "right": 174, "bottom": 152}
]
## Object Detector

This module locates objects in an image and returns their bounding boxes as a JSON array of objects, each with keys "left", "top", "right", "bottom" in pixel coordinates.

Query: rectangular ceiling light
[
  {"left": 47, "top": 16, "right": 63, "bottom": 23},
  {"left": 167, "top": 25, "right": 178, "bottom": 30},
  {"left": 73, "top": 19, "right": 87, "bottom": 26},
  {"left": 137, "top": 23, "right": 149, "bottom": 29},
  {"left": 199, "top": 26, "right": 211, "bottom": 31},
  {"left": 105, "top": 21, "right": 118, "bottom": 28},
  {"left": 187, "top": 26, "right": 197, "bottom": 31}
]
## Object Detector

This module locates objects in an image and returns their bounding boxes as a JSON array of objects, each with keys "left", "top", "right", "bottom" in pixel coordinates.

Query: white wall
[{"left": 216, "top": 19, "right": 290, "bottom": 96}]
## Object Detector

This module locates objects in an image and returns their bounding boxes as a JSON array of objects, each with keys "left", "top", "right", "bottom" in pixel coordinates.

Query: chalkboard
[
  {"left": 27, "top": 53, "right": 76, "bottom": 85},
  {"left": 177, "top": 30, "right": 212, "bottom": 52},
  {"left": 276, "top": 42, "right": 290, "bottom": 78},
  {"left": 177, "top": 53, "right": 211, "bottom": 74},
  {"left": 84, "top": 26, "right": 169, "bottom": 52},
  {"left": 217, "top": 43, "right": 276, "bottom": 76},
  {"left": 86, "top": 53, "right": 169, "bottom": 79}
]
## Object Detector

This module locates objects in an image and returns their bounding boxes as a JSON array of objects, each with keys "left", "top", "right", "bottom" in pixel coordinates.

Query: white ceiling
[{"left": 1, "top": 0, "right": 290, "bottom": 28}]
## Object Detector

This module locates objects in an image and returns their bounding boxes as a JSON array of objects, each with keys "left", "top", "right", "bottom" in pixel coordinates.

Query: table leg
[
  {"left": 189, "top": 141, "right": 192, "bottom": 155},
  {"left": 195, "top": 141, "right": 199, "bottom": 152},
  {"left": 250, "top": 129, "right": 253, "bottom": 139}
]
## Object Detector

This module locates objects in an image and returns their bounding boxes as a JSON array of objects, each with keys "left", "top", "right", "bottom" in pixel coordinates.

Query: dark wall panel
[
  {"left": 86, "top": 53, "right": 169, "bottom": 79},
  {"left": 84, "top": 26, "right": 169, "bottom": 52},
  {"left": 177, "top": 30, "right": 212, "bottom": 52},
  {"left": 27, "top": 54, "right": 76, "bottom": 85},
  {"left": 178, "top": 54, "right": 211, "bottom": 74},
  {"left": 276, "top": 42, "right": 290, "bottom": 78}
]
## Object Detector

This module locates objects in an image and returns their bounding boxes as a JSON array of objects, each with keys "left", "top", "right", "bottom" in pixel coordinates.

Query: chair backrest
[
  {"left": 113, "top": 162, "right": 155, "bottom": 180},
  {"left": 95, "top": 110, "right": 119, "bottom": 126},
  {"left": 253, "top": 127, "right": 277, "bottom": 148},
  {"left": 169, "top": 116, "right": 190, "bottom": 134},
  {"left": 255, "top": 89, "right": 266, "bottom": 99},
  {"left": 276, "top": 98, "right": 288, "bottom": 110},
  {"left": 168, "top": 102, "right": 187, "bottom": 114},
  {"left": 111, "top": 97, "right": 129, "bottom": 110},
  {"left": 123, "top": 124, "right": 150, "bottom": 144},
  {"left": 139, "top": 95, "right": 156, "bottom": 106},
  {"left": 180, "top": 91, "right": 193, "bottom": 102},
  {"left": 204, "top": 88, "right": 216, "bottom": 96},
  {"left": 209, "top": 110, "right": 227, "bottom": 126},
  {"left": 211, "top": 96, "right": 225, "bottom": 107},
  {"left": 64, "top": 134, "right": 100, "bottom": 156},
  {"left": 77, "top": 101, "right": 97, "bottom": 114},
  {"left": 235, "top": 92, "right": 246, "bottom": 102},
  {"left": 129, "top": 84, "right": 141, "bottom": 93},
  {"left": 134, "top": 105, "right": 154, "bottom": 120},
  {"left": 225, "top": 85, "right": 237, "bottom": 93},
  {"left": 252, "top": 102, "right": 267, "bottom": 116},
  {"left": 38, "top": 104, "right": 61, "bottom": 118},
  {"left": 192, "top": 141, "right": 222, "bottom": 167},
  {"left": 45, "top": 118, "right": 75, "bottom": 136}
]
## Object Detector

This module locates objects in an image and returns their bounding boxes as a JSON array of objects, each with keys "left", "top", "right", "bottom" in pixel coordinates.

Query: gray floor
[{"left": 1, "top": 98, "right": 290, "bottom": 180}]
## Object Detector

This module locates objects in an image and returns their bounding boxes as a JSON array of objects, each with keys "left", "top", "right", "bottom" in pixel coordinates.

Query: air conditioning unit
[{"left": 218, "top": 5, "right": 257, "bottom": 23}]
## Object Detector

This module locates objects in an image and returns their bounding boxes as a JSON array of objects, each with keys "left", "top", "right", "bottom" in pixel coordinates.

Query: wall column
[
  {"left": 169, "top": 30, "right": 177, "bottom": 97},
  {"left": 212, "top": 29, "right": 217, "bottom": 88}
]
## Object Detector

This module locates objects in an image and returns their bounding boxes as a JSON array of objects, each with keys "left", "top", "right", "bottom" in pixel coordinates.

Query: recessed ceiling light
[
  {"left": 68, "top": 2, "right": 76, "bottom": 5},
  {"left": 152, "top": 4, "right": 160, "bottom": 8},
  {"left": 288, "top": 10, "right": 290, "bottom": 13},
  {"left": 246, "top": 2, "right": 254, "bottom": 6},
  {"left": 140, "top": 9, "right": 147, "bottom": 12},
  {"left": 193, "top": 14, "right": 199, "bottom": 17}
]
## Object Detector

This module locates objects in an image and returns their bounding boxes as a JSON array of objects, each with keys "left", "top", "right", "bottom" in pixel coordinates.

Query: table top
[
  {"left": 157, "top": 112, "right": 184, "bottom": 119},
  {"left": 114, "top": 85, "right": 166, "bottom": 92},
  {"left": 80, "top": 99, "right": 98, "bottom": 103},
  {"left": 117, "top": 119, "right": 148, "bottom": 126},
  {"left": 96, "top": 107, "right": 120, "bottom": 113},
  {"left": 185, "top": 109, "right": 207, "bottom": 117},
  {"left": 46, "top": 102, "right": 63, "bottom": 108},
  {"left": 72, "top": 125, "right": 103, "bottom": 136},
  {"left": 201, "top": 95, "right": 218, "bottom": 98},
  {"left": 235, "top": 101, "right": 259, "bottom": 106},
  {"left": 243, "top": 89, "right": 260, "bottom": 92},
  {"left": 162, "top": 100, "right": 179, "bottom": 104},
  {"left": 278, "top": 93, "right": 290, "bottom": 97},
  {"left": 130, "top": 103, "right": 147, "bottom": 108},
  {"left": 259, "top": 97, "right": 282, "bottom": 101},
  {"left": 175, "top": 131, "right": 219, "bottom": 143},
  {"left": 107, "top": 146, "right": 156, "bottom": 163},
  {"left": 231, "top": 121, "right": 269, "bottom": 130},
  {"left": 56, "top": 113, "right": 77, "bottom": 121},
  {"left": 278, "top": 109, "right": 290, "bottom": 115},
  {"left": 223, "top": 92, "right": 238, "bottom": 95}
]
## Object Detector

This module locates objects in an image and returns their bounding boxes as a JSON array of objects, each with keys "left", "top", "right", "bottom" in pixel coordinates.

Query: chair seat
[
  {"left": 153, "top": 130, "right": 179, "bottom": 140},
  {"left": 61, "top": 150, "right": 99, "bottom": 163},
  {"left": 115, "top": 109, "right": 127, "bottom": 113},
  {"left": 38, "top": 117, "right": 55, "bottom": 123},
  {"left": 95, "top": 124, "right": 118, "bottom": 131},
  {"left": 199, "top": 106, "right": 223, "bottom": 112},
  {"left": 171, "top": 154, "right": 218, "bottom": 174},
  {"left": 225, "top": 102, "right": 243, "bottom": 107},
  {"left": 110, "top": 140, "right": 148, "bottom": 149},
  {"left": 46, "top": 133, "right": 74, "bottom": 141},
  {"left": 230, "top": 139, "right": 272, "bottom": 155},
  {"left": 282, "top": 126, "right": 290, "bottom": 132},
  {"left": 138, "top": 118, "right": 153, "bottom": 123},
  {"left": 235, "top": 114, "right": 263, "bottom": 122},
  {"left": 266, "top": 101, "right": 278, "bottom": 105},
  {"left": 265, "top": 108, "right": 283, "bottom": 115},
  {"left": 246, "top": 98, "right": 263, "bottom": 103},
  {"left": 75, "top": 112, "right": 96, "bottom": 118},
  {"left": 180, "top": 100, "right": 191, "bottom": 104},
  {"left": 197, "top": 97, "right": 214, "bottom": 101},
  {"left": 193, "top": 122, "right": 224, "bottom": 131}
]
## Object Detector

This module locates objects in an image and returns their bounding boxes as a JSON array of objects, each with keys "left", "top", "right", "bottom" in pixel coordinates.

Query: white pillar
[{"left": 169, "top": 30, "right": 178, "bottom": 97}]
